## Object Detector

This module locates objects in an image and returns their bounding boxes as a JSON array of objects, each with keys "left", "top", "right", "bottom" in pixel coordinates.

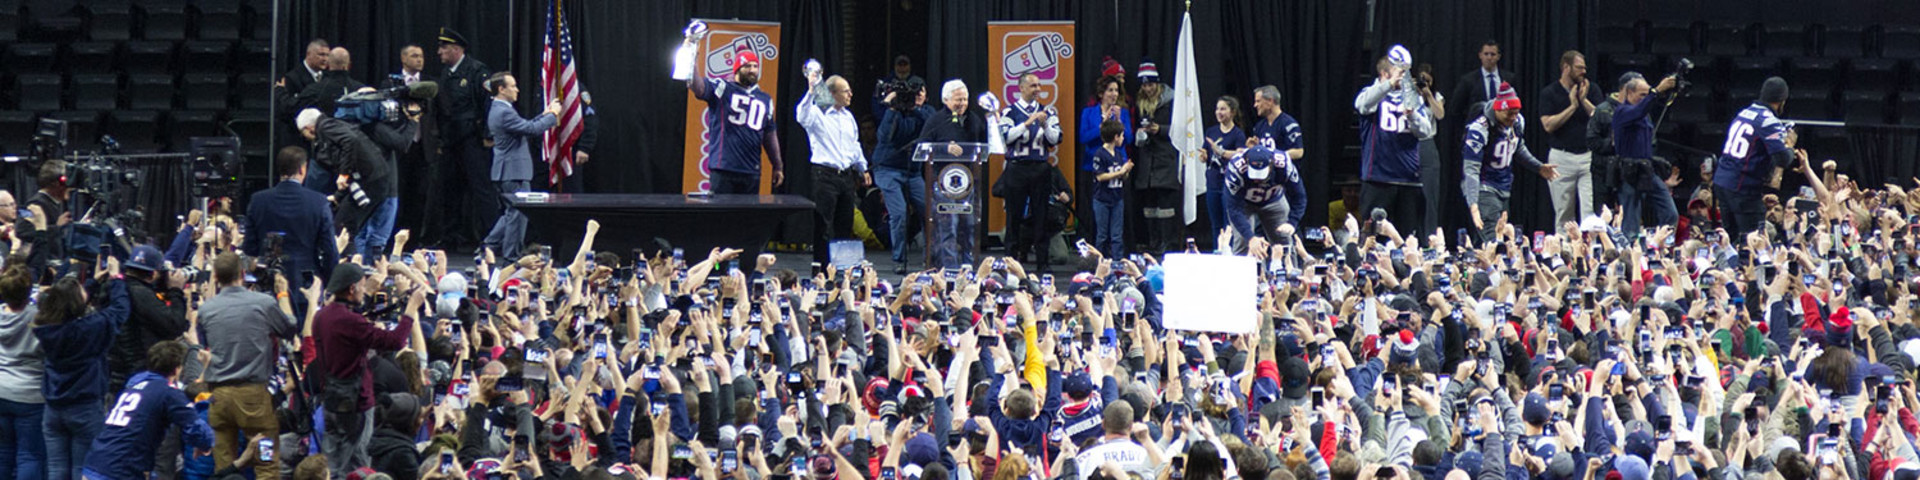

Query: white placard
[{"left": 1160, "top": 253, "right": 1258, "bottom": 334}]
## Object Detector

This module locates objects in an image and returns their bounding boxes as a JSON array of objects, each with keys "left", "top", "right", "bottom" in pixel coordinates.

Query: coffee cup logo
[{"left": 1002, "top": 33, "right": 1072, "bottom": 80}]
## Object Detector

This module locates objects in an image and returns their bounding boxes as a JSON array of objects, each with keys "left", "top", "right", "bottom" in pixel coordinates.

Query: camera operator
[
  {"left": 296, "top": 106, "right": 396, "bottom": 257},
  {"left": 870, "top": 55, "right": 926, "bottom": 120},
  {"left": 354, "top": 97, "right": 421, "bottom": 258},
  {"left": 197, "top": 252, "right": 298, "bottom": 480},
  {"left": 1609, "top": 71, "right": 1680, "bottom": 232},
  {"left": 873, "top": 78, "right": 931, "bottom": 272},
  {"left": 245, "top": 146, "right": 341, "bottom": 317},
  {"left": 18, "top": 160, "right": 69, "bottom": 284},
  {"left": 312, "top": 264, "right": 422, "bottom": 476},
  {"left": 106, "top": 245, "right": 189, "bottom": 396}
]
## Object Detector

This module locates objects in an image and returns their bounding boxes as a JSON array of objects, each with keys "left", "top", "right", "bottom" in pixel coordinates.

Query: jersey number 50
[{"left": 728, "top": 96, "right": 768, "bottom": 130}]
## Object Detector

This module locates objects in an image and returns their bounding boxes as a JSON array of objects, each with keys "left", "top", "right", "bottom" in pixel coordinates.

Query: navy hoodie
[{"left": 35, "top": 279, "right": 130, "bottom": 407}]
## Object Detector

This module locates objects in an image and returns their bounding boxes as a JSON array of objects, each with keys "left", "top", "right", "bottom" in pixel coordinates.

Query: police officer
[{"left": 433, "top": 27, "right": 493, "bottom": 253}]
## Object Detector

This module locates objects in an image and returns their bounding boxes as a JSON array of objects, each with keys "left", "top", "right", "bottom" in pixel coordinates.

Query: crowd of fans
[{"left": 0, "top": 161, "right": 1917, "bottom": 480}]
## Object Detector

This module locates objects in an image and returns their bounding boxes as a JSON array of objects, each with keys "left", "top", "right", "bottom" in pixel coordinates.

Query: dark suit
[
  {"left": 1449, "top": 67, "right": 1518, "bottom": 118},
  {"left": 244, "top": 180, "right": 338, "bottom": 316},
  {"left": 380, "top": 72, "right": 440, "bottom": 241},
  {"left": 273, "top": 63, "right": 326, "bottom": 166},
  {"left": 434, "top": 56, "right": 494, "bottom": 249}
]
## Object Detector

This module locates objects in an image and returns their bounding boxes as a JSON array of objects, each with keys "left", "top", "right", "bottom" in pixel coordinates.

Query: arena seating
[
  {"left": 0, "top": 0, "right": 267, "bottom": 155},
  {"left": 1591, "top": 21, "right": 1920, "bottom": 158}
]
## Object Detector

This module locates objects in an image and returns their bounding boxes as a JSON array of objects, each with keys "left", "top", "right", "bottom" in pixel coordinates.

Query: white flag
[{"left": 1168, "top": 11, "right": 1207, "bottom": 225}]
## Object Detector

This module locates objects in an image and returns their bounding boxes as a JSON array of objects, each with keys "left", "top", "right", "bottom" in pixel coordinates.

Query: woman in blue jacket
[
  {"left": 32, "top": 262, "right": 131, "bottom": 480},
  {"left": 1078, "top": 74, "right": 1131, "bottom": 248}
]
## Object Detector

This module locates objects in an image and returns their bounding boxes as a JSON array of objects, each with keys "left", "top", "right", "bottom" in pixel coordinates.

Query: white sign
[{"left": 1160, "top": 253, "right": 1258, "bottom": 334}]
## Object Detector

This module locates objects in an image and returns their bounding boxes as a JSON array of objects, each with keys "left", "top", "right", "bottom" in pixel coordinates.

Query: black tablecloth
[{"left": 510, "top": 193, "right": 814, "bottom": 261}]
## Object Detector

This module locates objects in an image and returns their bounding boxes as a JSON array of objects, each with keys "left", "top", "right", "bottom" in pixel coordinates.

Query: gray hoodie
[{"left": 0, "top": 304, "right": 44, "bottom": 404}]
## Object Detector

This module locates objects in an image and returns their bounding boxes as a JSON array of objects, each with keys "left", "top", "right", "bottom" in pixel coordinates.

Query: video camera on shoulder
[{"left": 333, "top": 81, "right": 439, "bottom": 125}]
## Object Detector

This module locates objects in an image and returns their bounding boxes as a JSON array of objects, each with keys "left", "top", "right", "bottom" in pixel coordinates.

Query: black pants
[
  {"left": 1136, "top": 187, "right": 1181, "bottom": 254},
  {"left": 711, "top": 171, "right": 760, "bottom": 194},
  {"left": 396, "top": 143, "right": 430, "bottom": 243},
  {"left": 1418, "top": 139, "right": 1447, "bottom": 235},
  {"left": 1359, "top": 181, "right": 1424, "bottom": 233},
  {"left": 1000, "top": 161, "right": 1054, "bottom": 267},
  {"left": 448, "top": 135, "right": 494, "bottom": 248},
  {"left": 811, "top": 165, "right": 861, "bottom": 264},
  {"left": 1716, "top": 185, "right": 1767, "bottom": 239}
]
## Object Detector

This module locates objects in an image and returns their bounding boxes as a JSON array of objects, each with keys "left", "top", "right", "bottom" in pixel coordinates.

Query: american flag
[{"left": 541, "top": 0, "right": 584, "bottom": 189}]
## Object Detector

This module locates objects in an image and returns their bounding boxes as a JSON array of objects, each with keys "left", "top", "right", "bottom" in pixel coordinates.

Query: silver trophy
[
  {"left": 804, "top": 59, "right": 834, "bottom": 108},
  {"left": 672, "top": 20, "right": 710, "bottom": 81},
  {"left": 977, "top": 92, "right": 1006, "bottom": 155}
]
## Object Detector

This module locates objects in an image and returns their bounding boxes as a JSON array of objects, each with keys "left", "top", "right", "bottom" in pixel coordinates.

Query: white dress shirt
[{"left": 795, "top": 94, "right": 867, "bottom": 172}]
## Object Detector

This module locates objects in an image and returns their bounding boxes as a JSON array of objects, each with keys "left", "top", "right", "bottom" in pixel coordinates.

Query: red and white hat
[
  {"left": 1491, "top": 82, "right": 1522, "bottom": 111},
  {"left": 1137, "top": 58, "right": 1160, "bottom": 83}
]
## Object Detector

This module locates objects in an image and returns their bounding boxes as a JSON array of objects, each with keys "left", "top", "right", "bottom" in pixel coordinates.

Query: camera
[
  {"left": 333, "top": 81, "right": 439, "bottom": 125},
  {"left": 1669, "top": 58, "right": 1694, "bottom": 91}
]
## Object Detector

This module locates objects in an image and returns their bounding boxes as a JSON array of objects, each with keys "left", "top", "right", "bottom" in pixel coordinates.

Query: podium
[{"left": 916, "top": 142, "right": 987, "bottom": 269}]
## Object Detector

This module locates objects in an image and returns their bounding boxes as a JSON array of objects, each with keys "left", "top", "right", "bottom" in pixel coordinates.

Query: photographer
[
  {"left": 296, "top": 106, "right": 395, "bottom": 257},
  {"left": 245, "top": 146, "right": 340, "bottom": 318},
  {"left": 1609, "top": 71, "right": 1679, "bottom": 232},
  {"left": 198, "top": 252, "right": 298, "bottom": 480},
  {"left": 106, "top": 245, "right": 190, "bottom": 397},
  {"left": 874, "top": 78, "right": 932, "bottom": 272}
]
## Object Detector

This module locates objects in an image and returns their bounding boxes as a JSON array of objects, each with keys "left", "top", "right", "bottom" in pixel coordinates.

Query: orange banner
[
  {"left": 682, "top": 20, "right": 782, "bottom": 193},
  {"left": 986, "top": 22, "right": 1075, "bottom": 234}
]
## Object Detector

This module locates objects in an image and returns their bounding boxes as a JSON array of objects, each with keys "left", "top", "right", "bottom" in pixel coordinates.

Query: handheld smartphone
[
  {"left": 1310, "top": 387, "right": 1326, "bottom": 408},
  {"left": 650, "top": 401, "right": 668, "bottom": 416},
  {"left": 721, "top": 450, "right": 739, "bottom": 473},
  {"left": 260, "top": 438, "right": 275, "bottom": 462},
  {"left": 881, "top": 467, "right": 897, "bottom": 480},
  {"left": 441, "top": 451, "right": 455, "bottom": 471},
  {"left": 1171, "top": 457, "right": 1187, "bottom": 480}
]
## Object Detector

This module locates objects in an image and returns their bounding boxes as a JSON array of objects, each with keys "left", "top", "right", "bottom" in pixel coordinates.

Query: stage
[{"left": 511, "top": 193, "right": 815, "bottom": 262}]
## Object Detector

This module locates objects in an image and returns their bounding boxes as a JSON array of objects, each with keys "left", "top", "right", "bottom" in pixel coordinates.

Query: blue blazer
[
  {"left": 488, "top": 98, "right": 558, "bottom": 182},
  {"left": 243, "top": 180, "right": 338, "bottom": 284}
]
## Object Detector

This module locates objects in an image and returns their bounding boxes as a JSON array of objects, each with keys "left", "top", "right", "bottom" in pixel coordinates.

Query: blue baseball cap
[
  {"left": 126, "top": 245, "right": 168, "bottom": 272},
  {"left": 1244, "top": 148, "right": 1275, "bottom": 181}
]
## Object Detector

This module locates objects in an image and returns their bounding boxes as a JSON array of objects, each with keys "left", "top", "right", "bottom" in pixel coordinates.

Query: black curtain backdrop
[{"left": 275, "top": 0, "right": 1596, "bottom": 237}]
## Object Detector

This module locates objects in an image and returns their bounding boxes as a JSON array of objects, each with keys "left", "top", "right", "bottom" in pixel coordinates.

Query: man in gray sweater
[{"left": 196, "top": 252, "right": 298, "bottom": 480}]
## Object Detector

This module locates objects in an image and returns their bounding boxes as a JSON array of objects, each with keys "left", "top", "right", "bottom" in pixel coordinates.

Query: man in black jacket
[
  {"left": 557, "top": 91, "right": 598, "bottom": 194},
  {"left": 17, "top": 160, "right": 68, "bottom": 284},
  {"left": 915, "top": 79, "right": 988, "bottom": 268},
  {"left": 384, "top": 44, "right": 441, "bottom": 244},
  {"left": 298, "top": 108, "right": 396, "bottom": 253},
  {"left": 107, "top": 244, "right": 190, "bottom": 395},
  {"left": 367, "top": 393, "right": 421, "bottom": 480},
  {"left": 298, "top": 47, "right": 368, "bottom": 196},
  {"left": 273, "top": 39, "right": 330, "bottom": 159},
  {"left": 434, "top": 28, "right": 494, "bottom": 252}
]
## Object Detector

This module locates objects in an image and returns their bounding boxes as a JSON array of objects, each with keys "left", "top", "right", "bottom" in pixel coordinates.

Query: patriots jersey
[
  {"left": 999, "top": 100, "right": 1062, "bottom": 162},
  {"left": 1225, "top": 146, "right": 1304, "bottom": 205},
  {"left": 694, "top": 78, "right": 776, "bottom": 175},
  {"left": 1250, "top": 113, "right": 1304, "bottom": 152},
  {"left": 84, "top": 372, "right": 213, "bottom": 480},
  {"left": 1357, "top": 88, "right": 1424, "bottom": 184},
  {"left": 1712, "top": 103, "right": 1792, "bottom": 192},
  {"left": 1463, "top": 113, "right": 1530, "bottom": 193}
]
